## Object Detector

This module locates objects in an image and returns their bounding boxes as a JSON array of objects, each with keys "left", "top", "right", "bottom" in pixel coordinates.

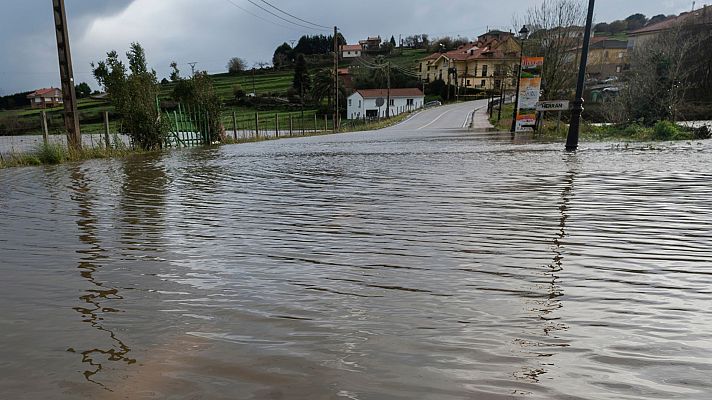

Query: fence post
[
  {"left": 289, "top": 114, "right": 293, "bottom": 136},
  {"left": 103, "top": 111, "right": 110, "bottom": 149},
  {"left": 324, "top": 114, "right": 328, "bottom": 132},
  {"left": 232, "top": 111, "right": 238, "bottom": 141},
  {"left": 255, "top": 112, "right": 259, "bottom": 138},
  {"left": 41, "top": 111, "right": 49, "bottom": 145},
  {"left": 275, "top": 113, "right": 279, "bottom": 138},
  {"left": 314, "top": 114, "right": 318, "bottom": 133}
]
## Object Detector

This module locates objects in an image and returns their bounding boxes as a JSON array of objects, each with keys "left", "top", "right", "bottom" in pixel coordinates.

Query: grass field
[{"left": 0, "top": 49, "right": 429, "bottom": 136}]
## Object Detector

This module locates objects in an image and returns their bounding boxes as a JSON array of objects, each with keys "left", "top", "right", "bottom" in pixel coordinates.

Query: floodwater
[{"left": 1, "top": 111, "right": 711, "bottom": 399}]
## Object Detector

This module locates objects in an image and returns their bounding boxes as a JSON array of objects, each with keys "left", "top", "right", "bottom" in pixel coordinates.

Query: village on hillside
[{"left": 1, "top": 4, "right": 710, "bottom": 140}]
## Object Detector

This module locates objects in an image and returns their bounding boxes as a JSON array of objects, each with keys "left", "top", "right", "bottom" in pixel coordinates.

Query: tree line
[{"left": 594, "top": 13, "right": 669, "bottom": 35}]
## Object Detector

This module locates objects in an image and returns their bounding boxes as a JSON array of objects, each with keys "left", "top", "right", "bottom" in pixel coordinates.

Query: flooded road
[{"left": 1, "top": 104, "right": 711, "bottom": 399}]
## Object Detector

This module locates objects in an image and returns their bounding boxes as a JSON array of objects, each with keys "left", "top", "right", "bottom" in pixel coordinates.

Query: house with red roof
[
  {"left": 346, "top": 88, "right": 424, "bottom": 120},
  {"left": 340, "top": 44, "right": 363, "bottom": 58},
  {"left": 27, "top": 88, "right": 63, "bottom": 109},
  {"left": 418, "top": 30, "right": 521, "bottom": 92},
  {"left": 628, "top": 5, "right": 712, "bottom": 49}
]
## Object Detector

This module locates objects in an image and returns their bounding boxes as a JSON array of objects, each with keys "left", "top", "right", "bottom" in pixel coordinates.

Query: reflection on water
[
  {"left": 68, "top": 166, "right": 135, "bottom": 388},
  {"left": 0, "top": 132, "right": 711, "bottom": 400}
]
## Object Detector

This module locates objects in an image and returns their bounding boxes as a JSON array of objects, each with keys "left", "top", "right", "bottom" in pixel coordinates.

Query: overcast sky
[{"left": 0, "top": 0, "right": 697, "bottom": 94}]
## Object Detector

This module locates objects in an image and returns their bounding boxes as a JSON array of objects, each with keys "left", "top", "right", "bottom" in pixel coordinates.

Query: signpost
[
  {"left": 536, "top": 100, "right": 570, "bottom": 132},
  {"left": 515, "top": 57, "right": 544, "bottom": 132},
  {"left": 376, "top": 97, "right": 385, "bottom": 120},
  {"left": 535, "top": 101, "right": 569, "bottom": 111}
]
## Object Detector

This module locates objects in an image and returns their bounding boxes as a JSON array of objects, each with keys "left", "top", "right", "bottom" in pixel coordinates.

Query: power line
[
  {"left": 222, "top": 0, "right": 306, "bottom": 32},
  {"left": 244, "top": 0, "right": 330, "bottom": 31},
  {"left": 258, "top": 0, "right": 331, "bottom": 29}
]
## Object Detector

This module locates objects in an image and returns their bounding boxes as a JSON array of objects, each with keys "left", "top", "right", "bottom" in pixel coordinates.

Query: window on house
[
  {"left": 618, "top": 52, "right": 624, "bottom": 59},
  {"left": 407, "top": 99, "right": 414, "bottom": 106},
  {"left": 482, "top": 65, "right": 488, "bottom": 77},
  {"left": 494, "top": 80, "right": 501, "bottom": 89},
  {"left": 480, "top": 80, "right": 486, "bottom": 87},
  {"left": 349, "top": 99, "right": 352, "bottom": 106},
  {"left": 616, "top": 66, "right": 622, "bottom": 73},
  {"left": 358, "top": 100, "right": 362, "bottom": 107},
  {"left": 389, "top": 99, "right": 395, "bottom": 106},
  {"left": 466, "top": 79, "right": 471, "bottom": 86}
]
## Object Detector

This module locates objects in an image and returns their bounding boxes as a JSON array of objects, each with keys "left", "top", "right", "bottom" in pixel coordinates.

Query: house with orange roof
[
  {"left": 27, "top": 88, "right": 63, "bottom": 109},
  {"left": 418, "top": 30, "right": 521, "bottom": 92},
  {"left": 340, "top": 44, "right": 363, "bottom": 58}
]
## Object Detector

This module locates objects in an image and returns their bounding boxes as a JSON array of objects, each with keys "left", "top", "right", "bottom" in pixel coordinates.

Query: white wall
[
  {"left": 347, "top": 93, "right": 424, "bottom": 120},
  {"left": 342, "top": 50, "right": 361, "bottom": 58}
]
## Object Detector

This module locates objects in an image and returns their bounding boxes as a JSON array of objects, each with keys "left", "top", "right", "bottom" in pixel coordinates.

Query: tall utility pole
[
  {"left": 566, "top": 0, "right": 596, "bottom": 151},
  {"left": 333, "top": 26, "right": 339, "bottom": 131},
  {"left": 52, "top": 0, "right": 81, "bottom": 150},
  {"left": 510, "top": 25, "right": 529, "bottom": 133},
  {"left": 386, "top": 61, "right": 391, "bottom": 118},
  {"left": 188, "top": 62, "right": 198, "bottom": 76}
]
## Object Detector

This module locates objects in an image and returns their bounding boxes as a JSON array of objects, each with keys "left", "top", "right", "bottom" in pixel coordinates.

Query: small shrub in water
[
  {"left": 652, "top": 121, "right": 679, "bottom": 140},
  {"left": 35, "top": 143, "right": 66, "bottom": 164}
]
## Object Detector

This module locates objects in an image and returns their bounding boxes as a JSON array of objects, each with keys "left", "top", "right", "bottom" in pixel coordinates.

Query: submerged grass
[{"left": 0, "top": 142, "right": 144, "bottom": 169}]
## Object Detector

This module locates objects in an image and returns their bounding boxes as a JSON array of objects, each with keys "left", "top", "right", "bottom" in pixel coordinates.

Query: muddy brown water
[{"left": 1, "top": 127, "right": 711, "bottom": 399}]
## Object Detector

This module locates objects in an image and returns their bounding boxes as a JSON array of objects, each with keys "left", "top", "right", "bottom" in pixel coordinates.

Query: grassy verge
[
  {"left": 339, "top": 112, "right": 414, "bottom": 133},
  {"left": 489, "top": 103, "right": 711, "bottom": 142},
  {"left": 0, "top": 142, "right": 144, "bottom": 169}
]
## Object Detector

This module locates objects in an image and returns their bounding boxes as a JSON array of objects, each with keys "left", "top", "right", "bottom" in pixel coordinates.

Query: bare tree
[
  {"left": 514, "top": 0, "right": 587, "bottom": 100},
  {"left": 610, "top": 22, "right": 705, "bottom": 124},
  {"left": 227, "top": 57, "right": 247, "bottom": 74}
]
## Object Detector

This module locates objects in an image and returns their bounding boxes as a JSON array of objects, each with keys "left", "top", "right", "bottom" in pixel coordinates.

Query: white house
[
  {"left": 346, "top": 88, "right": 425, "bottom": 120},
  {"left": 340, "top": 44, "right": 363, "bottom": 58}
]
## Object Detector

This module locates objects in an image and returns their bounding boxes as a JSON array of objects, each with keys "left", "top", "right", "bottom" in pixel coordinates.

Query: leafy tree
[
  {"left": 160, "top": 78, "right": 169, "bottom": 85},
  {"left": 647, "top": 14, "right": 668, "bottom": 26},
  {"left": 74, "top": 82, "right": 91, "bottom": 98},
  {"left": 625, "top": 13, "right": 648, "bottom": 31},
  {"left": 169, "top": 61, "right": 180, "bottom": 81},
  {"left": 608, "top": 20, "right": 628, "bottom": 33},
  {"left": 273, "top": 42, "right": 294, "bottom": 69},
  {"left": 594, "top": 22, "right": 610, "bottom": 33},
  {"left": 390, "top": 35, "right": 397, "bottom": 47},
  {"left": 227, "top": 57, "right": 247, "bottom": 74},
  {"left": 293, "top": 34, "right": 346, "bottom": 55},
  {"left": 172, "top": 72, "right": 223, "bottom": 142},
  {"left": 92, "top": 42, "right": 167, "bottom": 149},
  {"left": 292, "top": 54, "right": 311, "bottom": 95}
]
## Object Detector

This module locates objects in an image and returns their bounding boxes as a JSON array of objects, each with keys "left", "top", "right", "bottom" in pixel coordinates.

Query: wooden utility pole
[
  {"left": 386, "top": 62, "right": 391, "bottom": 118},
  {"left": 232, "top": 111, "right": 238, "bottom": 141},
  {"left": 103, "top": 111, "right": 110, "bottom": 149},
  {"left": 52, "top": 0, "right": 81, "bottom": 150},
  {"left": 41, "top": 111, "right": 49, "bottom": 145},
  {"left": 333, "top": 26, "right": 339, "bottom": 132}
]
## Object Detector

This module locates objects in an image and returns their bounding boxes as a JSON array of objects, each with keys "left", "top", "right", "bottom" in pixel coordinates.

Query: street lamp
[
  {"left": 510, "top": 25, "right": 530, "bottom": 133},
  {"left": 566, "top": 0, "right": 596, "bottom": 151}
]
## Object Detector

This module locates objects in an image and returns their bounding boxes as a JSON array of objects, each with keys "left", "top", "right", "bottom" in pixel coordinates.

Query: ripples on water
[{"left": 0, "top": 131, "right": 711, "bottom": 399}]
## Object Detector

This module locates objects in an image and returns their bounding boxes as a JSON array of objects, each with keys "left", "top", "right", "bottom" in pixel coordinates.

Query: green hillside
[{"left": 0, "top": 49, "right": 428, "bottom": 136}]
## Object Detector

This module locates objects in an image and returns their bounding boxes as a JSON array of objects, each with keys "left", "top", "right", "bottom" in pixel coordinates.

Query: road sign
[
  {"left": 536, "top": 100, "right": 569, "bottom": 111},
  {"left": 375, "top": 98, "right": 385, "bottom": 107}
]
